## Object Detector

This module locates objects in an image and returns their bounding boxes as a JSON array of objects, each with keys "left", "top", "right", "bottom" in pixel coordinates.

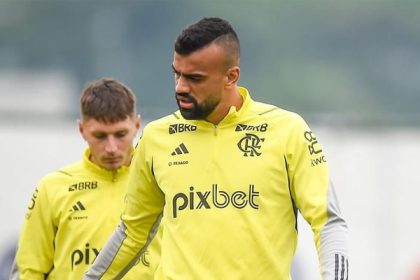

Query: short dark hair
[
  {"left": 80, "top": 78, "right": 136, "bottom": 123},
  {"left": 174, "top": 17, "right": 240, "bottom": 66}
]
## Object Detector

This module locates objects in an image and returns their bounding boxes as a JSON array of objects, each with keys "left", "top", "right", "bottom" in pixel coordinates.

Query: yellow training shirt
[
  {"left": 12, "top": 149, "right": 160, "bottom": 280},
  {"left": 85, "top": 87, "right": 348, "bottom": 280}
]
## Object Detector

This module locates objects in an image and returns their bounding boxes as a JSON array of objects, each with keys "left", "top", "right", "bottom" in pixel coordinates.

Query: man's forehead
[
  {"left": 173, "top": 46, "right": 225, "bottom": 72},
  {"left": 83, "top": 117, "right": 133, "bottom": 132}
]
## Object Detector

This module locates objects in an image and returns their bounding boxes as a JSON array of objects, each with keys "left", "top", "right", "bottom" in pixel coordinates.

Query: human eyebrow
[
  {"left": 92, "top": 132, "right": 107, "bottom": 139},
  {"left": 172, "top": 65, "right": 205, "bottom": 81}
]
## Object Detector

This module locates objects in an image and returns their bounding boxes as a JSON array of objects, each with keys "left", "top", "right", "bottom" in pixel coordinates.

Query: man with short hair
[
  {"left": 85, "top": 18, "right": 348, "bottom": 280},
  {"left": 11, "top": 78, "right": 160, "bottom": 279}
]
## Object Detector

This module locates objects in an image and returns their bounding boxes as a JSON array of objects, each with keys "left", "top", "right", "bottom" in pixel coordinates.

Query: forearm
[
  {"left": 317, "top": 183, "right": 349, "bottom": 280},
  {"left": 84, "top": 214, "right": 162, "bottom": 280},
  {"left": 84, "top": 223, "right": 136, "bottom": 280},
  {"left": 319, "top": 228, "right": 348, "bottom": 280}
]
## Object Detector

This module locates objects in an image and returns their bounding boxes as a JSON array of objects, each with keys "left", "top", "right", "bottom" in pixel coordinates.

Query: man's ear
[
  {"left": 225, "top": 66, "right": 240, "bottom": 87},
  {"left": 136, "top": 114, "right": 141, "bottom": 130},
  {"left": 78, "top": 119, "right": 87, "bottom": 141}
]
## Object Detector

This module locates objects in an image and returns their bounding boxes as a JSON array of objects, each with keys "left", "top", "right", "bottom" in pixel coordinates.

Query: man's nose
[
  {"left": 175, "top": 76, "right": 189, "bottom": 94},
  {"left": 105, "top": 137, "right": 118, "bottom": 153}
]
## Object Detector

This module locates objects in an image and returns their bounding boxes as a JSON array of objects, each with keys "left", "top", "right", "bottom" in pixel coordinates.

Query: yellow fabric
[
  {"left": 15, "top": 149, "right": 160, "bottom": 279},
  {"left": 101, "top": 87, "right": 330, "bottom": 279}
]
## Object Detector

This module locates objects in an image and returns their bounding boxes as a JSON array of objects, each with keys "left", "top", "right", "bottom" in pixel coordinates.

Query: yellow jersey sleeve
[
  {"left": 284, "top": 114, "right": 348, "bottom": 279},
  {"left": 284, "top": 114, "right": 329, "bottom": 248},
  {"left": 14, "top": 179, "right": 56, "bottom": 279}
]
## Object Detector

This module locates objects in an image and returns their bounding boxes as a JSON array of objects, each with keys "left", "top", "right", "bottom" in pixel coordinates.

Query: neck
[{"left": 206, "top": 88, "right": 243, "bottom": 125}]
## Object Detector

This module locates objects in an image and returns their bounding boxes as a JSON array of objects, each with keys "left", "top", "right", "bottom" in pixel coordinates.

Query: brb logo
[
  {"left": 235, "top": 123, "right": 268, "bottom": 132},
  {"left": 68, "top": 181, "right": 98, "bottom": 192},
  {"left": 70, "top": 243, "right": 100, "bottom": 271},
  {"left": 237, "top": 133, "right": 265, "bottom": 157},
  {"left": 169, "top": 123, "right": 197, "bottom": 134},
  {"left": 172, "top": 184, "right": 259, "bottom": 218}
]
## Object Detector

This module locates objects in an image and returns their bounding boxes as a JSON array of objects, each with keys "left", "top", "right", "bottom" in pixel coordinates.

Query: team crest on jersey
[{"left": 237, "top": 133, "right": 265, "bottom": 157}]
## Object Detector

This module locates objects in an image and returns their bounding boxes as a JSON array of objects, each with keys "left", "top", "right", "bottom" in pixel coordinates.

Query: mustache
[
  {"left": 102, "top": 155, "right": 122, "bottom": 160},
  {"left": 175, "top": 92, "right": 196, "bottom": 102}
]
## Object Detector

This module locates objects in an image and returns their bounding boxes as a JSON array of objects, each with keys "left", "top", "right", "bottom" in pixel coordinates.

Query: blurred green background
[
  {"left": 1, "top": 0, "right": 420, "bottom": 126},
  {"left": 1, "top": 1, "right": 420, "bottom": 280}
]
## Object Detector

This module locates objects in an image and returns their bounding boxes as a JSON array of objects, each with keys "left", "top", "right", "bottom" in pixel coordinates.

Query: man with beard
[
  {"left": 84, "top": 18, "right": 348, "bottom": 280},
  {"left": 11, "top": 78, "right": 160, "bottom": 279}
]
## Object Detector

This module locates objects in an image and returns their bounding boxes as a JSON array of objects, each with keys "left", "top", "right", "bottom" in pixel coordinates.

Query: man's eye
[
  {"left": 94, "top": 134, "right": 106, "bottom": 140},
  {"left": 189, "top": 76, "right": 202, "bottom": 82},
  {"left": 116, "top": 132, "right": 127, "bottom": 138}
]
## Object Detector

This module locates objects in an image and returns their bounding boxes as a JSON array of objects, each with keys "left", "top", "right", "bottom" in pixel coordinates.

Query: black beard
[{"left": 175, "top": 92, "right": 215, "bottom": 120}]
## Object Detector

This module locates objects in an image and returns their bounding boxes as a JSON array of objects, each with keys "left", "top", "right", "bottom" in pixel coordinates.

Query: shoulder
[
  {"left": 250, "top": 100, "right": 306, "bottom": 127},
  {"left": 37, "top": 160, "right": 82, "bottom": 193},
  {"left": 142, "top": 112, "right": 182, "bottom": 135}
]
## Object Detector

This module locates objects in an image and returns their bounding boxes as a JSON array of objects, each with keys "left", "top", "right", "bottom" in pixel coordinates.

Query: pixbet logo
[
  {"left": 140, "top": 251, "right": 150, "bottom": 267},
  {"left": 172, "top": 184, "right": 259, "bottom": 218},
  {"left": 70, "top": 243, "right": 100, "bottom": 270},
  {"left": 169, "top": 123, "right": 197, "bottom": 134}
]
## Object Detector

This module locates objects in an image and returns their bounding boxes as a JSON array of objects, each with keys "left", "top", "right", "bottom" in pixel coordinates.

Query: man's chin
[
  {"left": 180, "top": 108, "right": 200, "bottom": 120},
  {"left": 102, "top": 161, "right": 123, "bottom": 171}
]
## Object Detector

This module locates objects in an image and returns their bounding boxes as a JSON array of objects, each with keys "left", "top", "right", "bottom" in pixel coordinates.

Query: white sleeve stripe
[
  {"left": 346, "top": 258, "right": 349, "bottom": 280},
  {"left": 335, "top": 253, "right": 349, "bottom": 280},
  {"left": 9, "top": 254, "right": 19, "bottom": 280},
  {"left": 115, "top": 214, "right": 162, "bottom": 278}
]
